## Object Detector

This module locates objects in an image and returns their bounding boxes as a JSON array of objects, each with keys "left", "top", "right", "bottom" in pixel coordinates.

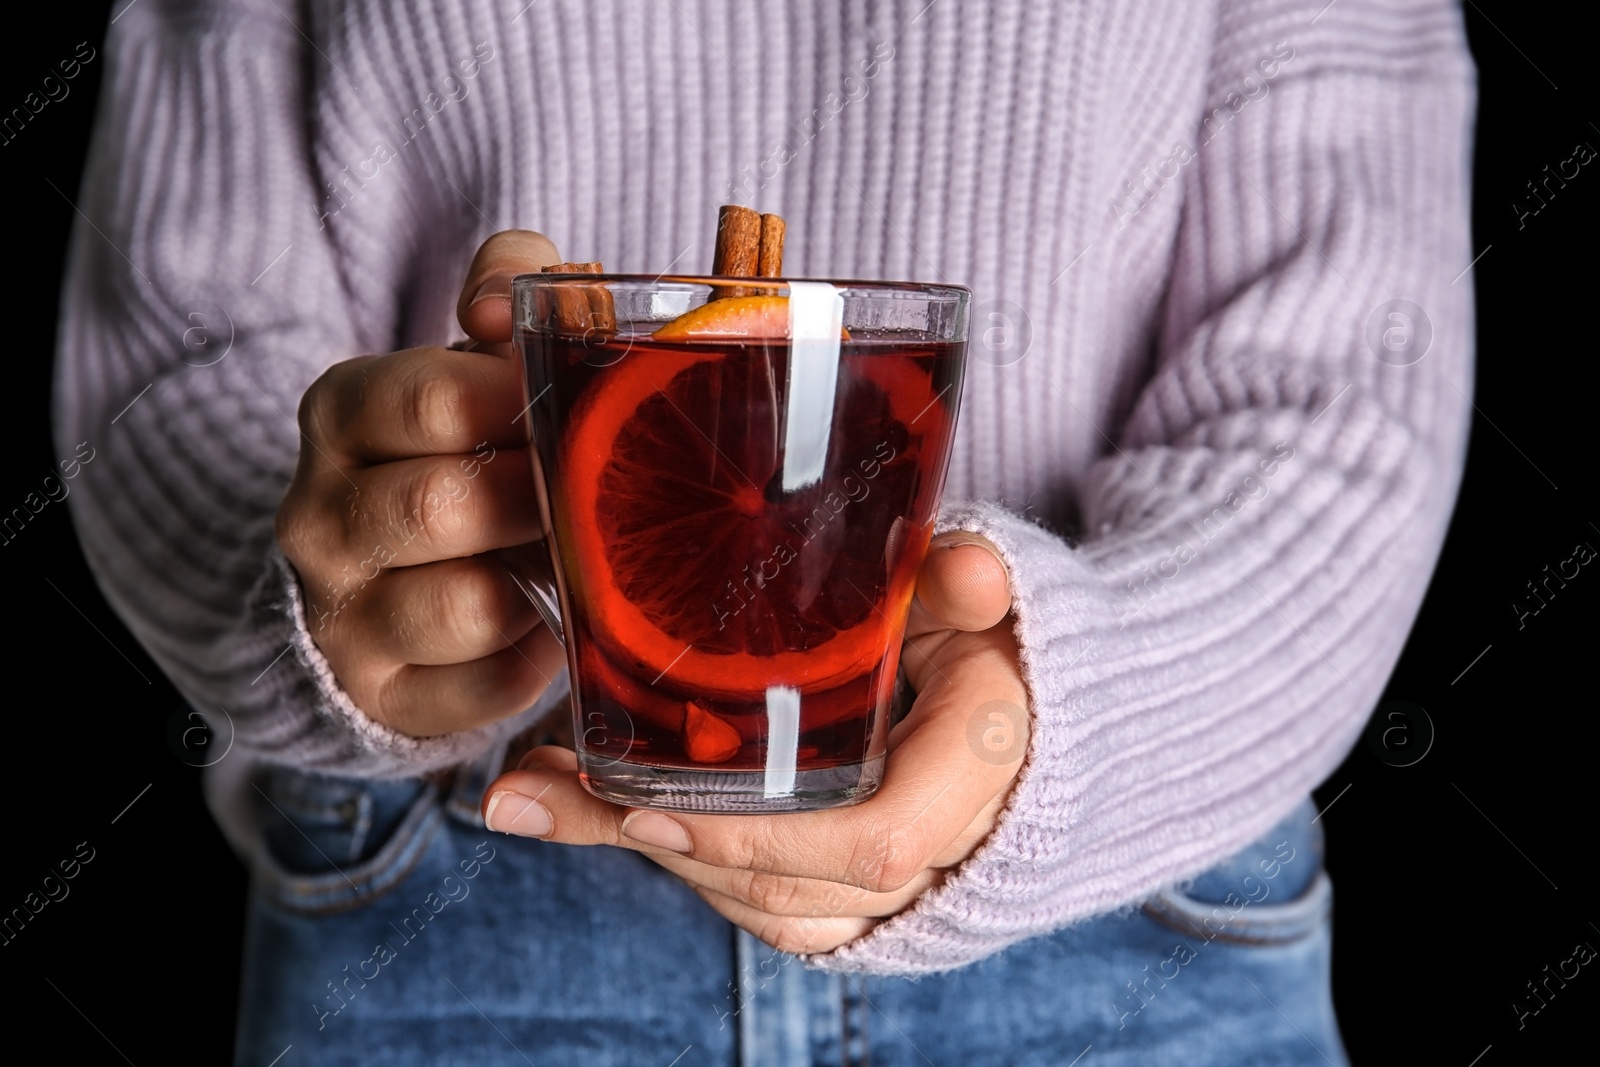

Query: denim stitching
[
  {"left": 253, "top": 782, "right": 443, "bottom": 917},
  {"left": 1141, "top": 870, "right": 1332, "bottom": 947}
]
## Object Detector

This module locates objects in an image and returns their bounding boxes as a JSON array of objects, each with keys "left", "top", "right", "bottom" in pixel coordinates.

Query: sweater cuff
[
  {"left": 807, "top": 501, "right": 1109, "bottom": 975},
  {"left": 273, "top": 547, "right": 546, "bottom": 777}
]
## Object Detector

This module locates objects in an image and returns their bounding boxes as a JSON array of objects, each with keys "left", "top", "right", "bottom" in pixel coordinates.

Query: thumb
[
  {"left": 457, "top": 230, "right": 563, "bottom": 344},
  {"left": 906, "top": 533, "right": 1012, "bottom": 636}
]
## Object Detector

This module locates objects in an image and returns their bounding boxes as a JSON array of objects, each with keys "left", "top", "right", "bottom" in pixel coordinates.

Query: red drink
[{"left": 516, "top": 279, "right": 970, "bottom": 811}]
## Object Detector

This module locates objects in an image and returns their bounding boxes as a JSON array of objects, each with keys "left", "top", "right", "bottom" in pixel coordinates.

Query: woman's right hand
[{"left": 275, "top": 231, "right": 569, "bottom": 737}]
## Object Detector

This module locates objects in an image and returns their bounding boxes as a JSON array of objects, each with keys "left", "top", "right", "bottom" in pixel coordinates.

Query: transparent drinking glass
[{"left": 511, "top": 274, "right": 969, "bottom": 813}]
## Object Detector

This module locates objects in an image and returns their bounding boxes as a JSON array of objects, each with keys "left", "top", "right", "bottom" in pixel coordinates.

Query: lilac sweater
[{"left": 56, "top": 0, "right": 1476, "bottom": 975}]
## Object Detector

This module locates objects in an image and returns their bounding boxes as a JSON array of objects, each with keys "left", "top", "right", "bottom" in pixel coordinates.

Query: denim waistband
[
  {"left": 1140, "top": 798, "right": 1328, "bottom": 947},
  {"left": 248, "top": 742, "right": 506, "bottom": 915}
]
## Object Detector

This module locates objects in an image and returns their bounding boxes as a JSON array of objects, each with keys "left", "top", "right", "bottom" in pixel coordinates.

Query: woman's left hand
[{"left": 481, "top": 532, "right": 1029, "bottom": 955}]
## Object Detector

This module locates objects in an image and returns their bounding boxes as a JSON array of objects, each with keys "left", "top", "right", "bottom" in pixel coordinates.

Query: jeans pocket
[
  {"left": 249, "top": 767, "right": 445, "bottom": 917},
  {"left": 1141, "top": 797, "right": 1330, "bottom": 947}
]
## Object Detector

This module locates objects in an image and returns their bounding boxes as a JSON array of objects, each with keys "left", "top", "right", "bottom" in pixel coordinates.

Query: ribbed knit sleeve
[
  {"left": 812, "top": 0, "right": 1476, "bottom": 974},
  {"left": 55, "top": 0, "right": 1477, "bottom": 976},
  {"left": 54, "top": 1, "right": 525, "bottom": 778}
]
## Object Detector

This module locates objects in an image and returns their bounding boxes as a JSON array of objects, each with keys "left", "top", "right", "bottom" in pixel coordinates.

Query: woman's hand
[
  {"left": 481, "top": 534, "right": 1030, "bottom": 955},
  {"left": 275, "top": 231, "right": 571, "bottom": 737}
]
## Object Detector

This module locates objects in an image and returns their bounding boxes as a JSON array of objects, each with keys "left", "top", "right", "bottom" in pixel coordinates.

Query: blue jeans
[{"left": 234, "top": 753, "right": 1348, "bottom": 1066}]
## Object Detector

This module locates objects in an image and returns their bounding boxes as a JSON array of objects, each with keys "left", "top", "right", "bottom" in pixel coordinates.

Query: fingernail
[
  {"left": 484, "top": 791, "right": 552, "bottom": 837},
  {"left": 621, "top": 811, "right": 692, "bottom": 854},
  {"left": 938, "top": 532, "right": 1007, "bottom": 566}
]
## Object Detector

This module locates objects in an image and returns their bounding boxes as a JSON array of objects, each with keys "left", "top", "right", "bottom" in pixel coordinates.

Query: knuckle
[
  {"left": 275, "top": 482, "right": 336, "bottom": 572},
  {"left": 397, "top": 462, "right": 473, "bottom": 553},
  {"left": 768, "top": 920, "right": 820, "bottom": 957},
  {"left": 736, "top": 823, "right": 791, "bottom": 878},
  {"left": 853, "top": 822, "right": 922, "bottom": 894},
  {"left": 382, "top": 596, "right": 426, "bottom": 659},
  {"left": 335, "top": 662, "right": 397, "bottom": 729},
  {"left": 722, "top": 834, "right": 759, "bottom": 875},
  {"left": 434, "top": 567, "right": 505, "bottom": 651},
  {"left": 370, "top": 668, "right": 426, "bottom": 737},
  {"left": 805, "top": 880, "right": 853, "bottom": 921},
  {"left": 741, "top": 870, "right": 801, "bottom": 916},
  {"left": 297, "top": 365, "right": 337, "bottom": 440},
  {"left": 300, "top": 357, "right": 375, "bottom": 446},
  {"left": 274, "top": 487, "right": 309, "bottom": 564},
  {"left": 404, "top": 364, "right": 470, "bottom": 447}
]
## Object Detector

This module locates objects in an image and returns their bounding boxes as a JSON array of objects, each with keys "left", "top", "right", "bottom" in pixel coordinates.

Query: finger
[
  {"left": 905, "top": 534, "right": 1011, "bottom": 638},
  {"left": 306, "top": 348, "right": 530, "bottom": 463},
  {"left": 483, "top": 759, "right": 622, "bottom": 841},
  {"left": 929, "top": 788, "right": 1013, "bottom": 869},
  {"left": 517, "top": 744, "right": 579, "bottom": 772},
  {"left": 482, "top": 751, "right": 988, "bottom": 871},
  {"left": 688, "top": 885, "right": 877, "bottom": 957},
  {"left": 485, "top": 637, "right": 1025, "bottom": 891},
  {"left": 644, "top": 850, "right": 939, "bottom": 919},
  {"left": 653, "top": 631, "right": 1027, "bottom": 888},
  {"left": 333, "top": 449, "right": 543, "bottom": 568},
  {"left": 353, "top": 556, "right": 542, "bottom": 666},
  {"left": 457, "top": 230, "right": 563, "bottom": 343},
  {"left": 375, "top": 621, "right": 566, "bottom": 737}
]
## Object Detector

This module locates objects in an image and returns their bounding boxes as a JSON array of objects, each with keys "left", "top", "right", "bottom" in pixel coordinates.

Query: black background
[{"left": 2, "top": 3, "right": 1594, "bottom": 1063}]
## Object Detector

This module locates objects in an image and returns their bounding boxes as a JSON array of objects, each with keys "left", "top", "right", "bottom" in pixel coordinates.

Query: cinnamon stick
[
  {"left": 713, "top": 206, "right": 761, "bottom": 276},
  {"left": 757, "top": 213, "right": 785, "bottom": 277},
  {"left": 712, "top": 205, "right": 787, "bottom": 298},
  {"left": 711, "top": 205, "right": 760, "bottom": 299},
  {"left": 540, "top": 262, "right": 615, "bottom": 334}
]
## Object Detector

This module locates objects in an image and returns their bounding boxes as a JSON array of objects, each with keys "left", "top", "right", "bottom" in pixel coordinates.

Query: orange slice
[
  {"left": 653, "top": 295, "right": 789, "bottom": 338},
  {"left": 652, "top": 295, "right": 850, "bottom": 340},
  {"left": 684, "top": 701, "right": 742, "bottom": 762},
  {"left": 561, "top": 304, "right": 936, "bottom": 699}
]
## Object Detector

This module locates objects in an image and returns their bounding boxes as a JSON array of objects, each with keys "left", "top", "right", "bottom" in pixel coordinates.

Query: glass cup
[{"left": 511, "top": 274, "right": 969, "bottom": 813}]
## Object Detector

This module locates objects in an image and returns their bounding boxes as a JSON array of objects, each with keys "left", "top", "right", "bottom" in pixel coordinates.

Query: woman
[{"left": 58, "top": 0, "right": 1474, "bottom": 1062}]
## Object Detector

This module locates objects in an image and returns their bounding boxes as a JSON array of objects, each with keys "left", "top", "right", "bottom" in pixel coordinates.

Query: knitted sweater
[{"left": 55, "top": 0, "right": 1476, "bottom": 975}]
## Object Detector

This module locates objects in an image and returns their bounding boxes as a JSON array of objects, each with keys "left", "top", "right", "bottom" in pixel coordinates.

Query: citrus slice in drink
[
  {"left": 652, "top": 295, "right": 790, "bottom": 339},
  {"left": 684, "top": 701, "right": 743, "bottom": 763},
  {"left": 652, "top": 295, "right": 850, "bottom": 340},
  {"left": 561, "top": 296, "right": 939, "bottom": 699}
]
